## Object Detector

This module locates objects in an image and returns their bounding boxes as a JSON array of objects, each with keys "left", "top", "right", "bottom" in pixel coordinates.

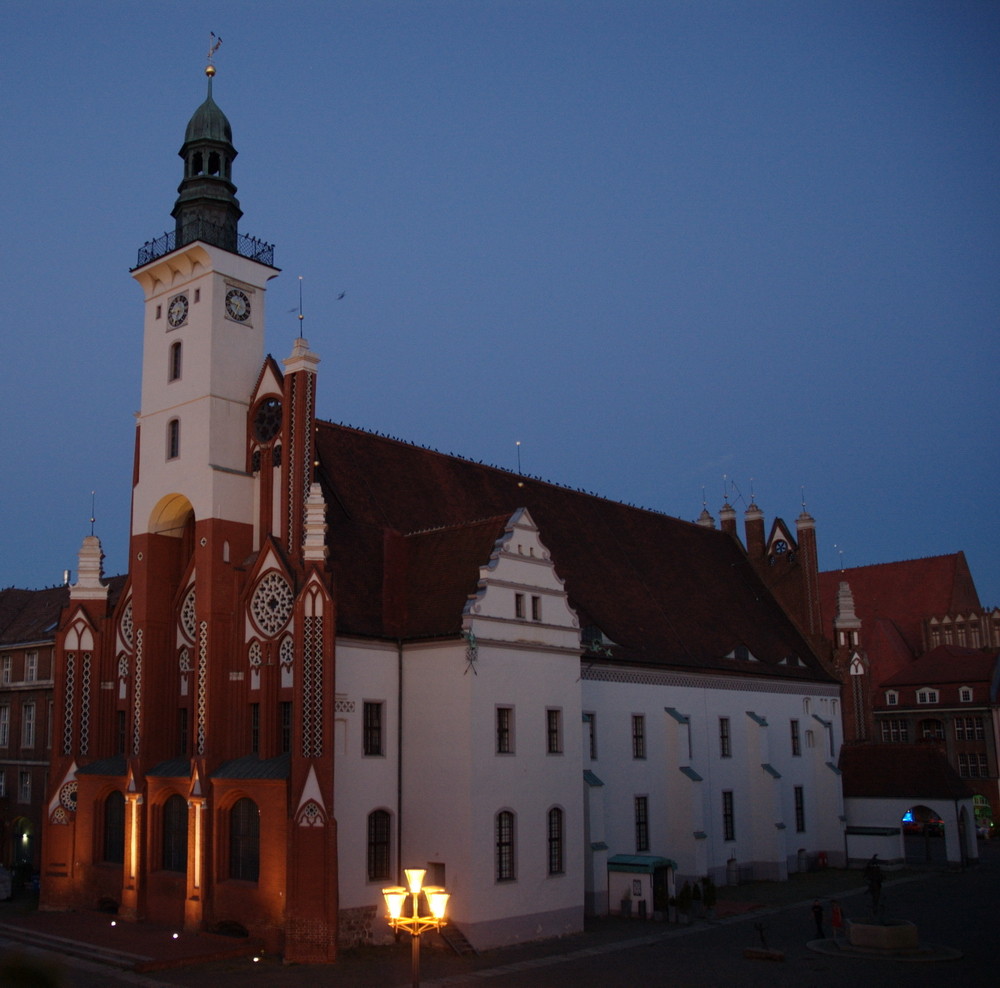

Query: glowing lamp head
[
  {"left": 382, "top": 887, "right": 407, "bottom": 919},
  {"left": 404, "top": 868, "right": 427, "bottom": 895},
  {"left": 427, "top": 890, "right": 450, "bottom": 921}
]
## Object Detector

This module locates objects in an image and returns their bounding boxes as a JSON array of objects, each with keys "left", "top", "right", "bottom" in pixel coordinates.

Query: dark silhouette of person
[
  {"left": 864, "top": 854, "right": 883, "bottom": 914},
  {"left": 811, "top": 899, "right": 824, "bottom": 938}
]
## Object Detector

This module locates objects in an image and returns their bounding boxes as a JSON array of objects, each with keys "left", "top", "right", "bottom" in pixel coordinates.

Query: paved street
[{"left": 2, "top": 842, "right": 997, "bottom": 987}]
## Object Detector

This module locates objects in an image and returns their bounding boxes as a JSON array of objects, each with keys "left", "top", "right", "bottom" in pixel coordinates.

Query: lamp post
[{"left": 382, "top": 868, "right": 450, "bottom": 988}]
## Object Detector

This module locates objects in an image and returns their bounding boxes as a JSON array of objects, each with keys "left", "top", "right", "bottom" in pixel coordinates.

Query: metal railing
[{"left": 135, "top": 223, "right": 275, "bottom": 269}]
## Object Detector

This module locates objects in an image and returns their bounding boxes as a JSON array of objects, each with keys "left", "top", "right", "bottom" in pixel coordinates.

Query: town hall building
[{"left": 40, "top": 67, "right": 846, "bottom": 962}]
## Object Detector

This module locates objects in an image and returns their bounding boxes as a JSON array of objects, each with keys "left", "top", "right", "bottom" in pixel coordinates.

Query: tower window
[
  {"left": 167, "top": 419, "right": 180, "bottom": 459},
  {"left": 169, "top": 341, "right": 182, "bottom": 382}
]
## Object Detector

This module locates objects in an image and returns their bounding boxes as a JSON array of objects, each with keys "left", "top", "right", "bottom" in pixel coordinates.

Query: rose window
[{"left": 250, "top": 571, "right": 294, "bottom": 636}]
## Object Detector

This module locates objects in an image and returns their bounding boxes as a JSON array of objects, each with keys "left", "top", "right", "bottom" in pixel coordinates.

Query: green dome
[{"left": 183, "top": 81, "right": 233, "bottom": 146}]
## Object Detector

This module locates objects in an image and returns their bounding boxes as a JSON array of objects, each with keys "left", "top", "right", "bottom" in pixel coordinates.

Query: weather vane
[{"left": 206, "top": 31, "right": 222, "bottom": 75}]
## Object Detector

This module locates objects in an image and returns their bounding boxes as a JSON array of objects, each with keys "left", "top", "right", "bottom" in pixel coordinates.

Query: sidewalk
[{"left": 0, "top": 864, "right": 928, "bottom": 987}]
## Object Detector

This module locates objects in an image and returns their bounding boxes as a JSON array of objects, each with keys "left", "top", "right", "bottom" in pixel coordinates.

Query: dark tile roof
[
  {"left": 148, "top": 758, "right": 193, "bottom": 778},
  {"left": 78, "top": 755, "right": 128, "bottom": 777},
  {"left": 880, "top": 644, "right": 999, "bottom": 688},
  {"left": 211, "top": 752, "right": 290, "bottom": 780},
  {"left": 839, "top": 743, "right": 973, "bottom": 800},
  {"left": 0, "top": 576, "right": 128, "bottom": 647},
  {"left": 315, "top": 423, "right": 832, "bottom": 682}
]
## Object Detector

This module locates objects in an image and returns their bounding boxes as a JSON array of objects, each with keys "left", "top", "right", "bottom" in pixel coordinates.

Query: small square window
[
  {"left": 959, "top": 687, "right": 973, "bottom": 703},
  {"left": 885, "top": 691, "right": 898, "bottom": 706}
]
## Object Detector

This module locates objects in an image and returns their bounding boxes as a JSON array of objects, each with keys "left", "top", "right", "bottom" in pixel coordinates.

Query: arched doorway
[{"left": 901, "top": 805, "right": 946, "bottom": 865}]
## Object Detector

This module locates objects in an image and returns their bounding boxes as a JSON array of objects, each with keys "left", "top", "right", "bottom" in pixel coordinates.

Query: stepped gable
[
  {"left": 818, "top": 553, "right": 980, "bottom": 653},
  {"left": 840, "top": 743, "right": 973, "bottom": 800},
  {"left": 315, "top": 422, "right": 832, "bottom": 681}
]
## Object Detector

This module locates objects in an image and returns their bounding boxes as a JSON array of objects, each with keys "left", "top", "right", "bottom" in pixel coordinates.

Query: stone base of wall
[{"left": 338, "top": 904, "right": 379, "bottom": 948}]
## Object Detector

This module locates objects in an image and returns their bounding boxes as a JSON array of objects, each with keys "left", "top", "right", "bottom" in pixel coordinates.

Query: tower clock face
[
  {"left": 226, "top": 287, "right": 251, "bottom": 322},
  {"left": 167, "top": 294, "right": 188, "bottom": 327}
]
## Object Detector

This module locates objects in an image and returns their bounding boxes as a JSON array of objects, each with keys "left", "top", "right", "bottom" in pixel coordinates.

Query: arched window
[
  {"left": 103, "top": 791, "right": 125, "bottom": 864},
  {"left": 547, "top": 807, "right": 564, "bottom": 875},
  {"left": 169, "top": 341, "right": 182, "bottom": 382},
  {"left": 167, "top": 418, "right": 180, "bottom": 460},
  {"left": 496, "top": 810, "right": 515, "bottom": 882},
  {"left": 162, "top": 794, "right": 188, "bottom": 872},
  {"left": 229, "top": 797, "right": 260, "bottom": 882},
  {"left": 367, "top": 809, "right": 391, "bottom": 882}
]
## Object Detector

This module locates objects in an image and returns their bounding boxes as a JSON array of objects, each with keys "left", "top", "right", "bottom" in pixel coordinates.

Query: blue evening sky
[{"left": 2, "top": 2, "right": 998, "bottom": 606}]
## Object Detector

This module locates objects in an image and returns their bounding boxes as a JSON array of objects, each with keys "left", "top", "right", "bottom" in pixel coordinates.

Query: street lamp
[{"left": 383, "top": 868, "right": 450, "bottom": 988}]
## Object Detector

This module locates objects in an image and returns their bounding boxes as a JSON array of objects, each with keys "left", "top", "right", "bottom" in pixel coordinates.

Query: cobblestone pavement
[{"left": 2, "top": 842, "right": 996, "bottom": 987}]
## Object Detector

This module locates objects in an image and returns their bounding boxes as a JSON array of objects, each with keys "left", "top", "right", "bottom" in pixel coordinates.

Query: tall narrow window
[
  {"left": 250, "top": 703, "right": 260, "bottom": 754},
  {"left": 514, "top": 593, "right": 525, "bottom": 619},
  {"left": 24, "top": 652, "right": 37, "bottom": 682},
  {"left": 546, "top": 708, "right": 562, "bottom": 754},
  {"left": 722, "top": 790, "right": 735, "bottom": 841},
  {"left": 794, "top": 786, "right": 806, "bottom": 833},
  {"left": 0, "top": 706, "right": 8, "bottom": 747},
  {"left": 167, "top": 418, "right": 180, "bottom": 459},
  {"left": 162, "top": 794, "right": 188, "bottom": 872},
  {"left": 21, "top": 703, "right": 35, "bottom": 748},
  {"left": 634, "top": 796, "right": 649, "bottom": 852},
  {"left": 790, "top": 719, "right": 801, "bottom": 756},
  {"left": 363, "top": 701, "right": 383, "bottom": 756},
  {"left": 584, "top": 712, "right": 597, "bottom": 760},
  {"left": 719, "top": 717, "right": 731, "bottom": 758},
  {"left": 103, "top": 791, "right": 125, "bottom": 863},
  {"left": 229, "top": 797, "right": 260, "bottom": 882},
  {"left": 496, "top": 706, "right": 514, "bottom": 754},
  {"left": 1, "top": 657, "right": 10, "bottom": 685},
  {"left": 367, "top": 809, "right": 392, "bottom": 881},
  {"left": 531, "top": 595, "right": 542, "bottom": 621},
  {"left": 169, "top": 341, "right": 182, "bottom": 381},
  {"left": 632, "top": 714, "right": 646, "bottom": 759},
  {"left": 18, "top": 771, "right": 30, "bottom": 804},
  {"left": 547, "top": 807, "right": 564, "bottom": 875},
  {"left": 279, "top": 701, "right": 292, "bottom": 754},
  {"left": 496, "top": 810, "right": 516, "bottom": 881}
]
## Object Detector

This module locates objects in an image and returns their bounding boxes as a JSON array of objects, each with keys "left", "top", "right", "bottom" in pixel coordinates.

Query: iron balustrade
[{"left": 135, "top": 224, "right": 275, "bottom": 269}]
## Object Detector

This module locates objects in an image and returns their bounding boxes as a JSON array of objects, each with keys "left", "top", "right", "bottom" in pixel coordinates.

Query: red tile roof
[
  {"left": 316, "top": 423, "right": 833, "bottom": 682},
  {"left": 880, "top": 644, "right": 999, "bottom": 688},
  {"left": 0, "top": 586, "right": 68, "bottom": 645},
  {"left": 818, "top": 553, "right": 980, "bottom": 656},
  {"left": 840, "top": 743, "right": 973, "bottom": 800}
]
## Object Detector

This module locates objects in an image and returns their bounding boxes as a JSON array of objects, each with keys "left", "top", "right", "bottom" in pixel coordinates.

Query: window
[
  {"left": 959, "top": 687, "right": 973, "bottom": 703},
  {"left": 496, "top": 811, "right": 516, "bottom": 881},
  {"left": 790, "top": 719, "right": 801, "bottom": 756},
  {"left": 916, "top": 689, "right": 939, "bottom": 705},
  {"left": 0, "top": 770, "right": 5, "bottom": 797},
  {"left": 531, "top": 595, "right": 542, "bottom": 621},
  {"left": 719, "top": 717, "right": 731, "bottom": 758},
  {"left": 229, "top": 797, "right": 260, "bottom": 882},
  {"left": 21, "top": 703, "right": 35, "bottom": 748},
  {"left": 632, "top": 715, "right": 646, "bottom": 759},
  {"left": 167, "top": 418, "right": 180, "bottom": 459},
  {"left": 104, "top": 791, "right": 125, "bottom": 863},
  {"left": 496, "top": 706, "right": 514, "bottom": 754},
  {"left": 279, "top": 701, "right": 292, "bottom": 754},
  {"left": 880, "top": 718, "right": 909, "bottom": 743},
  {"left": 547, "top": 807, "right": 564, "bottom": 875},
  {"left": 722, "top": 791, "right": 735, "bottom": 841},
  {"left": 162, "top": 794, "right": 188, "bottom": 872},
  {"left": 634, "top": 796, "right": 649, "bottom": 852},
  {"left": 18, "top": 771, "right": 30, "bottom": 804},
  {"left": 955, "top": 717, "right": 985, "bottom": 741},
  {"left": 546, "top": 709, "right": 562, "bottom": 754},
  {"left": 919, "top": 719, "right": 944, "bottom": 740},
  {"left": 794, "top": 786, "right": 805, "bottom": 833},
  {"left": 805, "top": 729, "right": 815, "bottom": 749},
  {"left": 1, "top": 656, "right": 10, "bottom": 685},
  {"left": 250, "top": 703, "right": 259, "bottom": 754},
  {"left": 363, "top": 701, "right": 383, "bottom": 756},
  {"left": 514, "top": 593, "right": 525, "bottom": 619},
  {"left": 885, "top": 691, "right": 898, "bottom": 707},
  {"left": 958, "top": 753, "right": 989, "bottom": 778},
  {"left": 24, "top": 651, "right": 37, "bottom": 682},
  {"left": 0, "top": 706, "right": 8, "bottom": 747},
  {"left": 169, "top": 341, "right": 182, "bottom": 382},
  {"left": 367, "top": 810, "right": 392, "bottom": 881},
  {"left": 583, "top": 712, "right": 597, "bottom": 760}
]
